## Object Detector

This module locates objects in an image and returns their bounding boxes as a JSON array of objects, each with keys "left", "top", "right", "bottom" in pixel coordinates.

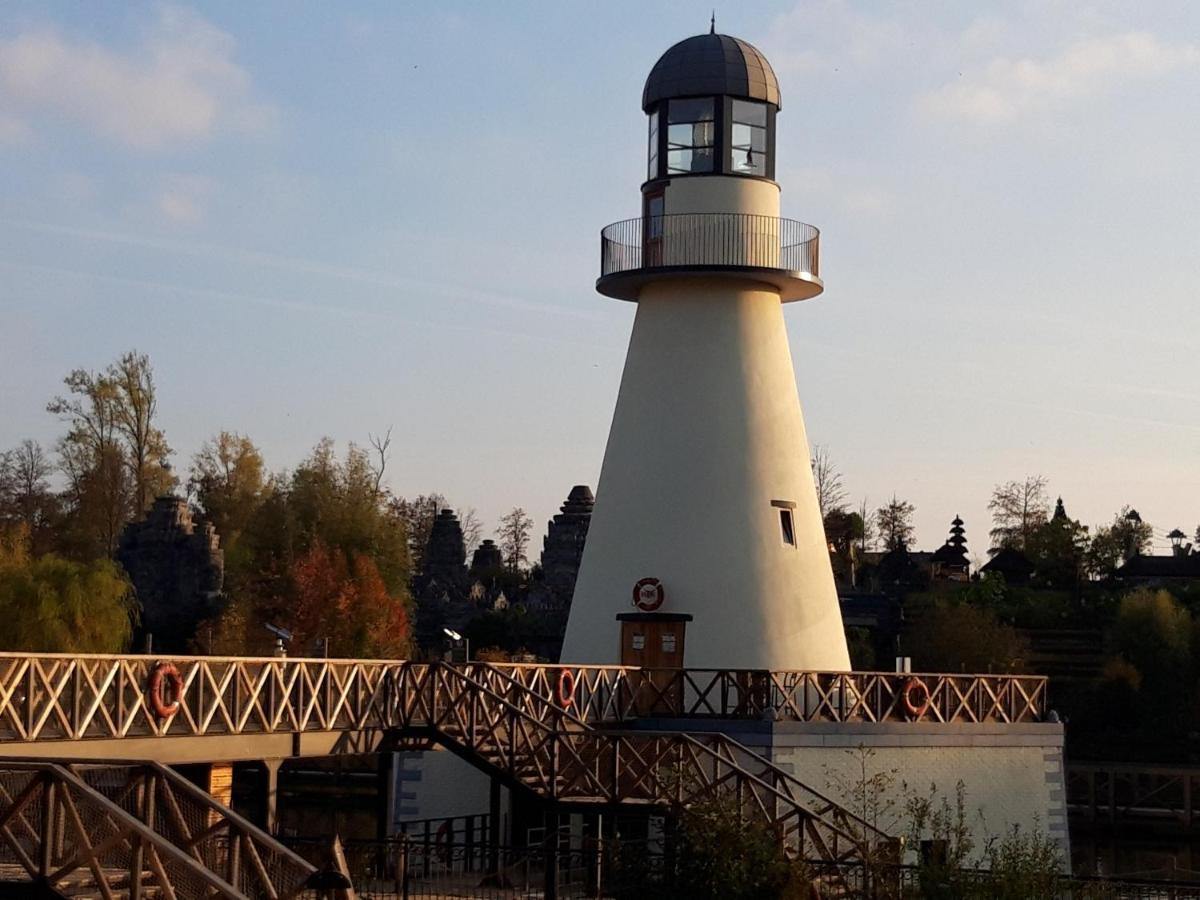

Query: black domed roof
[{"left": 642, "top": 33, "right": 781, "bottom": 113}]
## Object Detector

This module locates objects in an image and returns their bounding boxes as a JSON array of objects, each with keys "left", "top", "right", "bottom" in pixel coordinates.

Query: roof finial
[{"left": 710, "top": 10, "right": 716, "bottom": 34}]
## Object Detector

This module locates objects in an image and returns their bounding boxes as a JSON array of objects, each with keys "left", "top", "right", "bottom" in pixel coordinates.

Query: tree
[
  {"left": 0, "top": 440, "right": 60, "bottom": 555},
  {"left": 458, "top": 507, "right": 483, "bottom": 556},
  {"left": 391, "top": 493, "right": 447, "bottom": 571},
  {"left": 107, "top": 350, "right": 172, "bottom": 514},
  {"left": 0, "top": 525, "right": 136, "bottom": 652},
  {"left": 907, "top": 602, "right": 1029, "bottom": 673},
  {"left": 1086, "top": 506, "right": 1153, "bottom": 577},
  {"left": 1114, "top": 588, "right": 1191, "bottom": 690},
  {"left": 988, "top": 476, "right": 1049, "bottom": 552},
  {"left": 190, "top": 431, "right": 265, "bottom": 559},
  {"left": 48, "top": 366, "right": 130, "bottom": 558},
  {"left": 202, "top": 438, "right": 414, "bottom": 656},
  {"left": 1026, "top": 507, "right": 1089, "bottom": 591},
  {"left": 498, "top": 507, "right": 534, "bottom": 572},
  {"left": 811, "top": 445, "right": 847, "bottom": 520},
  {"left": 824, "top": 508, "right": 865, "bottom": 586},
  {"left": 367, "top": 427, "right": 393, "bottom": 496},
  {"left": 876, "top": 495, "right": 915, "bottom": 552},
  {"left": 857, "top": 497, "right": 876, "bottom": 553},
  {"left": 288, "top": 540, "right": 410, "bottom": 658}
]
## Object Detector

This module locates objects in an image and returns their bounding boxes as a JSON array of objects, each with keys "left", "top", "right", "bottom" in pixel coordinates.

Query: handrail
[
  {"left": 0, "top": 655, "right": 1047, "bottom": 751},
  {"left": 407, "top": 663, "right": 890, "bottom": 866},
  {"left": 599, "top": 213, "right": 819, "bottom": 280},
  {"left": 0, "top": 760, "right": 316, "bottom": 898}
]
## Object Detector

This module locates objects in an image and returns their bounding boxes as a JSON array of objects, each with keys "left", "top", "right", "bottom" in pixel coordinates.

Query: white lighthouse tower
[{"left": 561, "top": 29, "right": 850, "bottom": 671}]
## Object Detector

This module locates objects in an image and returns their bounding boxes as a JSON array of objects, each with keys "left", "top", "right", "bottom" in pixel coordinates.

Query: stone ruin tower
[{"left": 117, "top": 494, "right": 224, "bottom": 653}]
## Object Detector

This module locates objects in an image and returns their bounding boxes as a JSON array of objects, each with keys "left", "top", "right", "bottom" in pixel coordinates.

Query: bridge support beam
[{"left": 263, "top": 759, "right": 280, "bottom": 835}]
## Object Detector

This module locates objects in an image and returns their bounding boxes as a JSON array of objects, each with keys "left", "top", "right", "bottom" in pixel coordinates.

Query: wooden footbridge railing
[
  {"left": 0, "top": 653, "right": 1047, "bottom": 748},
  {"left": 0, "top": 759, "right": 316, "bottom": 898}
]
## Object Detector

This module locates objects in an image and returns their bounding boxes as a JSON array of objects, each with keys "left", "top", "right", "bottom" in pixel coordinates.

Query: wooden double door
[{"left": 618, "top": 614, "right": 690, "bottom": 716}]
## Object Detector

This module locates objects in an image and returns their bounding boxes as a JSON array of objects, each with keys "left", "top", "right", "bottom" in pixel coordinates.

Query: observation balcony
[{"left": 597, "top": 213, "right": 822, "bottom": 302}]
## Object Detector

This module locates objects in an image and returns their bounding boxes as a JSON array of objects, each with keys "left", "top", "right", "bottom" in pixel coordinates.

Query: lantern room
[{"left": 642, "top": 31, "right": 780, "bottom": 183}]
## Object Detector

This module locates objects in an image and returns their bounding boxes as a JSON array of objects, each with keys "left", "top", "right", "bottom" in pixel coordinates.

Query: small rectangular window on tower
[{"left": 779, "top": 508, "right": 796, "bottom": 546}]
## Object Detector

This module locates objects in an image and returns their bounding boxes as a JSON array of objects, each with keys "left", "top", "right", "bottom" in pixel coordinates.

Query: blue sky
[{"left": 1, "top": 1, "right": 1197, "bottom": 559}]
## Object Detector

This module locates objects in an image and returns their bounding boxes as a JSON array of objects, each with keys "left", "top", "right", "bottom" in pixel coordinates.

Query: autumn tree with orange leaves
[{"left": 289, "top": 540, "right": 410, "bottom": 658}]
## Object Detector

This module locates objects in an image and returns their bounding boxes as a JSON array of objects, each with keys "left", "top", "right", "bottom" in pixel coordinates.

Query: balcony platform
[{"left": 597, "top": 213, "right": 824, "bottom": 302}]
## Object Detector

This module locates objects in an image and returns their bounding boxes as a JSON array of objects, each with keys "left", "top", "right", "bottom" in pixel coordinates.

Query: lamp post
[{"left": 443, "top": 628, "right": 470, "bottom": 664}]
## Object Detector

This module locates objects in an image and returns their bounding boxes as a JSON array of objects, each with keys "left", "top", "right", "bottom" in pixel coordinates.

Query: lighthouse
[{"left": 561, "top": 29, "right": 850, "bottom": 671}]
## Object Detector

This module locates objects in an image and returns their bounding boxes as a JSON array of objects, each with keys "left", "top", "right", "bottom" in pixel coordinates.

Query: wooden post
[{"left": 264, "top": 759, "right": 281, "bottom": 835}]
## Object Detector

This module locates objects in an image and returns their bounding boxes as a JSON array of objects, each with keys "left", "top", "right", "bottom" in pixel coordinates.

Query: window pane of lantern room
[
  {"left": 732, "top": 99, "right": 767, "bottom": 128},
  {"left": 732, "top": 123, "right": 752, "bottom": 150},
  {"left": 667, "top": 123, "right": 694, "bottom": 148},
  {"left": 668, "top": 97, "right": 714, "bottom": 123},
  {"left": 667, "top": 149, "right": 693, "bottom": 173},
  {"left": 689, "top": 148, "right": 714, "bottom": 173}
]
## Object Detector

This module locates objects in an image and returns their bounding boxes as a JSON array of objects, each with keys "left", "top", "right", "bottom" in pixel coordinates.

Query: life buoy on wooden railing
[
  {"left": 147, "top": 661, "right": 184, "bottom": 719},
  {"left": 556, "top": 669, "right": 576, "bottom": 709},
  {"left": 902, "top": 676, "right": 931, "bottom": 720}
]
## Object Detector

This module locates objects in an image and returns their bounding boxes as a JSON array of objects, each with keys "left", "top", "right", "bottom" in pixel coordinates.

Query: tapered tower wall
[{"left": 561, "top": 276, "right": 849, "bottom": 670}]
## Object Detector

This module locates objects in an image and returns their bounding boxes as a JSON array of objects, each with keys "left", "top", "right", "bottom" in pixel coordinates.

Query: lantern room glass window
[
  {"left": 666, "top": 98, "right": 715, "bottom": 175},
  {"left": 647, "top": 109, "right": 659, "bottom": 179},
  {"left": 730, "top": 99, "right": 768, "bottom": 177}
]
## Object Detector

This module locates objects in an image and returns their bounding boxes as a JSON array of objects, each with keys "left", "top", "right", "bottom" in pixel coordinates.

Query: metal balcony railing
[{"left": 599, "top": 213, "right": 820, "bottom": 297}]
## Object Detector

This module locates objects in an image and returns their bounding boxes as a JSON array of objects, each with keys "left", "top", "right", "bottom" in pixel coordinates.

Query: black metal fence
[
  {"left": 599, "top": 214, "right": 819, "bottom": 280},
  {"left": 287, "top": 835, "right": 1200, "bottom": 900}
]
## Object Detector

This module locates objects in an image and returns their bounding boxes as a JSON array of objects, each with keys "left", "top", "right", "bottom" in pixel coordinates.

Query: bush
[
  {"left": 907, "top": 603, "right": 1029, "bottom": 673},
  {"left": 0, "top": 526, "right": 136, "bottom": 651}
]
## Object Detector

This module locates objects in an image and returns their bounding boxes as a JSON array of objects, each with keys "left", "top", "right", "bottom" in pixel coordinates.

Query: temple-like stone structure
[
  {"left": 930, "top": 515, "right": 970, "bottom": 581},
  {"left": 117, "top": 494, "right": 224, "bottom": 653},
  {"left": 470, "top": 539, "right": 504, "bottom": 578},
  {"left": 421, "top": 509, "right": 469, "bottom": 590},
  {"left": 536, "top": 485, "right": 593, "bottom": 609}
]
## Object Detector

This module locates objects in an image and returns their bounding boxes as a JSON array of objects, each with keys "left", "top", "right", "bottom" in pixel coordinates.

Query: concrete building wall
[
  {"left": 768, "top": 723, "right": 1070, "bottom": 867},
  {"left": 392, "top": 751, "right": 501, "bottom": 829}
]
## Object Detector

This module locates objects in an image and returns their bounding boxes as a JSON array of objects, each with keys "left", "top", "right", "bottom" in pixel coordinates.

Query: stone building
[
  {"left": 420, "top": 509, "right": 469, "bottom": 591},
  {"left": 469, "top": 539, "right": 503, "bottom": 579},
  {"left": 116, "top": 494, "right": 224, "bottom": 653},
  {"left": 536, "top": 485, "right": 593, "bottom": 609}
]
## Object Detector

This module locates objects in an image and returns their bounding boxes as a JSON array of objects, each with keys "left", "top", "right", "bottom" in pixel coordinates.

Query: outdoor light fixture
[{"left": 443, "top": 628, "right": 470, "bottom": 663}]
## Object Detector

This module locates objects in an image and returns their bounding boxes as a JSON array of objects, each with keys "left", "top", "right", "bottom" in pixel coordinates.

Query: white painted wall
[
  {"left": 561, "top": 274, "right": 849, "bottom": 670},
  {"left": 771, "top": 724, "right": 1070, "bottom": 868}
]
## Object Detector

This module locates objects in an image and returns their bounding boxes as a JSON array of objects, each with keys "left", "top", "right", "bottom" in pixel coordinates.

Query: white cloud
[
  {"left": 0, "top": 6, "right": 273, "bottom": 149},
  {"left": 157, "top": 174, "right": 211, "bottom": 224},
  {"left": 920, "top": 32, "right": 1200, "bottom": 126}
]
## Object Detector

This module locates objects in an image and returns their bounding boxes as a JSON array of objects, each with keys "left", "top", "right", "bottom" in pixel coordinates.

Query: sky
[{"left": 0, "top": 1, "right": 1197, "bottom": 560}]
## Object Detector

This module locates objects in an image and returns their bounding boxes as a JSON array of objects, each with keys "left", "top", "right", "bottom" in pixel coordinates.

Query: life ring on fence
[
  {"left": 434, "top": 820, "right": 452, "bottom": 863},
  {"left": 147, "top": 662, "right": 184, "bottom": 719},
  {"left": 556, "top": 669, "right": 576, "bottom": 709},
  {"left": 902, "top": 676, "right": 931, "bottom": 720}
]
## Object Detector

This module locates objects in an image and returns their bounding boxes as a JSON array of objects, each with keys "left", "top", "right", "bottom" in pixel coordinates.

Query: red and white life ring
[
  {"left": 556, "top": 669, "right": 576, "bottom": 709},
  {"left": 632, "top": 577, "right": 665, "bottom": 612},
  {"left": 147, "top": 662, "right": 184, "bottom": 719},
  {"left": 902, "top": 677, "right": 931, "bottom": 720}
]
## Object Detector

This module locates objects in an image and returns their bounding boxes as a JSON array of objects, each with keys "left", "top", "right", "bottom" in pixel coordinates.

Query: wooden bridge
[{"left": 0, "top": 653, "right": 1048, "bottom": 898}]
